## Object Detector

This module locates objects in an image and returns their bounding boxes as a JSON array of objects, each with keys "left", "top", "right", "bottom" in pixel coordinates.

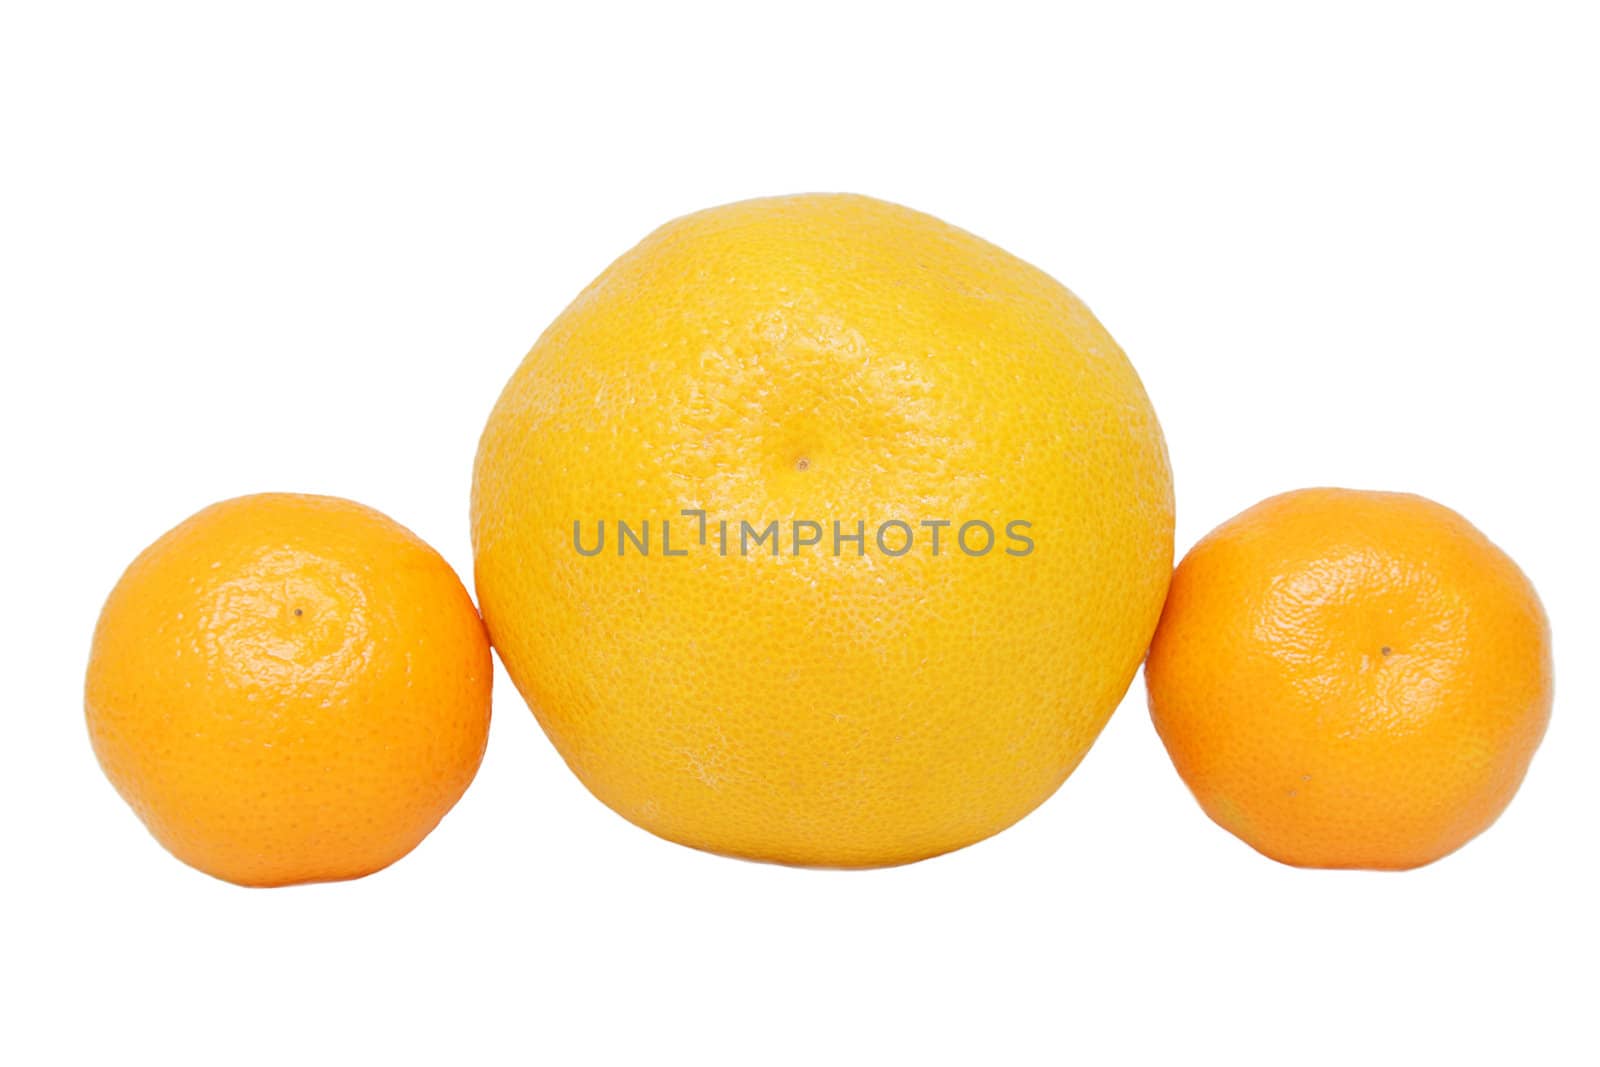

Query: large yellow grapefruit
[{"left": 472, "top": 194, "right": 1173, "bottom": 866}]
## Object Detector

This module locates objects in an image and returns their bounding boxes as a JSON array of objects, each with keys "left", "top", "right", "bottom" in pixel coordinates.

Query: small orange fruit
[
  {"left": 1146, "top": 488, "right": 1552, "bottom": 870},
  {"left": 86, "top": 493, "right": 492, "bottom": 886}
]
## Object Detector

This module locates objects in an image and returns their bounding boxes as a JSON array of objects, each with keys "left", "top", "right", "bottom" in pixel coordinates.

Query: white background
[{"left": 4, "top": 3, "right": 1596, "bottom": 1063}]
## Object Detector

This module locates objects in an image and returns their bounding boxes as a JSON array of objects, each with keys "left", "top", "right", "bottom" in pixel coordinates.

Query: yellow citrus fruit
[
  {"left": 473, "top": 193, "right": 1174, "bottom": 866},
  {"left": 86, "top": 493, "right": 492, "bottom": 887},
  {"left": 1146, "top": 488, "right": 1552, "bottom": 870}
]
